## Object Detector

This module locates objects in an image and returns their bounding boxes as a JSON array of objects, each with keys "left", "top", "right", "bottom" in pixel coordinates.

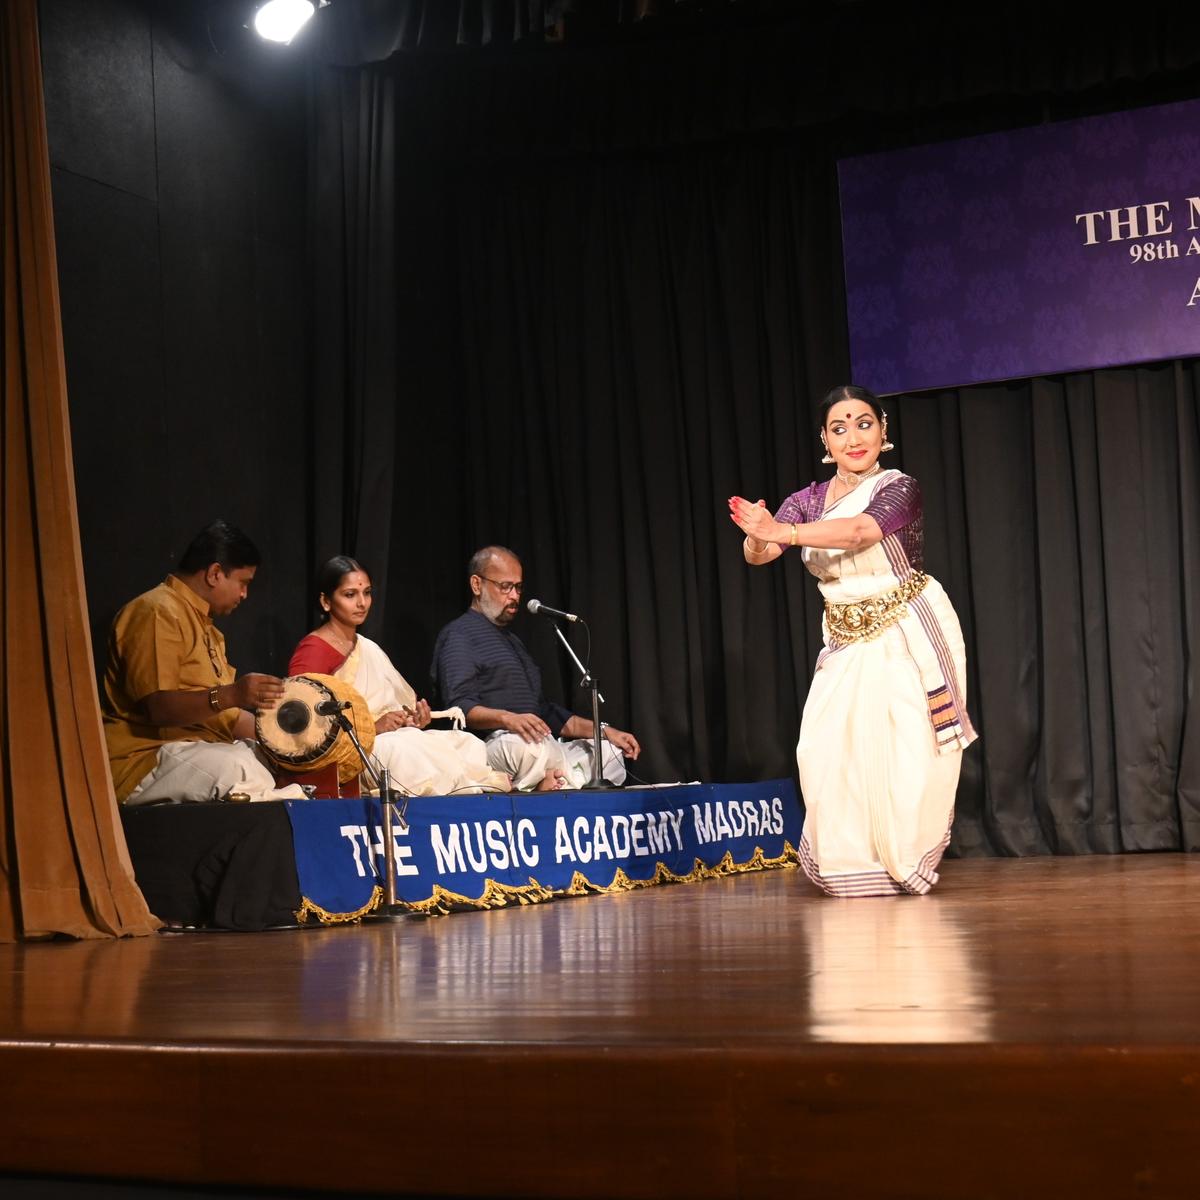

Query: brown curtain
[{"left": 1, "top": 0, "right": 158, "bottom": 940}]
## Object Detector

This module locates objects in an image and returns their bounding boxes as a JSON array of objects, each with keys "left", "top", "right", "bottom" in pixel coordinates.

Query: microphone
[
  {"left": 315, "top": 697, "right": 353, "bottom": 717},
  {"left": 526, "top": 598, "right": 580, "bottom": 623}
]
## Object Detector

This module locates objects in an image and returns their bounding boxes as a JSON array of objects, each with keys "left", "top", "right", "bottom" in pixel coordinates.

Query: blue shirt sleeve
[{"left": 431, "top": 622, "right": 483, "bottom": 713}]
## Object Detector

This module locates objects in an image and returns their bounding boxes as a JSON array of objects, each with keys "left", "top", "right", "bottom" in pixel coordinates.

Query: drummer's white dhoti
[{"left": 125, "top": 739, "right": 305, "bottom": 806}]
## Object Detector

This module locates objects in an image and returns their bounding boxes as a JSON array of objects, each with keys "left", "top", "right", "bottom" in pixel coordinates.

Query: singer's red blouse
[{"left": 288, "top": 634, "right": 349, "bottom": 677}]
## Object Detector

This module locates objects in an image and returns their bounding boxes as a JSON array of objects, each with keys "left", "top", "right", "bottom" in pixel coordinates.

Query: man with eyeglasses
[{"left": 431, "top": 545, "right": 640, "bottom": 790}]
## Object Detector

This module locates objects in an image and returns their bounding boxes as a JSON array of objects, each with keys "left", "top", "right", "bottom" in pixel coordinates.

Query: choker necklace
[{"left": 835, "top": 461, "right": 882, "bottom": 490}]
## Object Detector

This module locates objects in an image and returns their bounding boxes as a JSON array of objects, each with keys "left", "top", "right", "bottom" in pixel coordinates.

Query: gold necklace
[
  {"left": 202, "top": 629, "right": 224, "bottom": 680},
  {"left": 322, "top": 624, "right": 356, "bottom": 655}
]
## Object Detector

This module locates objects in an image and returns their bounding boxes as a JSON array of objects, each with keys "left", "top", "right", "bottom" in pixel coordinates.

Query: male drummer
[
  {"left": 430, "top": 545, "right": 640, "bottom": 790},
  {"left": 102, "top": 520, "right": 293, "bottom": 805}
]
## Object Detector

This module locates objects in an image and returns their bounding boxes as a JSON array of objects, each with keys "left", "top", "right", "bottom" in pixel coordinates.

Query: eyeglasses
[{"left": 478, "top": 576, "right": 524, "bottom": 595}]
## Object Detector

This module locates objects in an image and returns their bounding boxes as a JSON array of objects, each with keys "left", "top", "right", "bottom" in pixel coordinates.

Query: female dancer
[
  {"left": 729, "top": 385, "right": 976, "bottom": 895},
  {"left": 289, "top": 556, "right": 510, "bottom": 796}
]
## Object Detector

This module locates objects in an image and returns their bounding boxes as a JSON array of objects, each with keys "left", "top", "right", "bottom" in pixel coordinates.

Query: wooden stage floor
[{"left": 2, "top": 855, "right": 1199, "bottom": 1199}]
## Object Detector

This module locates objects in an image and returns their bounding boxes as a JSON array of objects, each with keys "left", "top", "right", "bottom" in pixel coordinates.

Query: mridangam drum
[{"left": 256, "top": 673, "right": 375, "bottom": 786}]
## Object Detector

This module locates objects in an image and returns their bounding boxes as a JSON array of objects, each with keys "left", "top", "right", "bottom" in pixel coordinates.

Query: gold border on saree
[{"left": 824, "top": 571, "right": 927, "bottom": 646}]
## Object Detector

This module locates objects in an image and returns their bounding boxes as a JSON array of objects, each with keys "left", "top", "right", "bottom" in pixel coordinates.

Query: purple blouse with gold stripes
[{"left": 774, "top": 473, "right": 924, "bottom": 570}]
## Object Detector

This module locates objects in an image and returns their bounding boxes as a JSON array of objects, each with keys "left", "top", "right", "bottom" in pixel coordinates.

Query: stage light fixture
[{"left": 253, "top": 0, "right": 316, "bottom": 44}]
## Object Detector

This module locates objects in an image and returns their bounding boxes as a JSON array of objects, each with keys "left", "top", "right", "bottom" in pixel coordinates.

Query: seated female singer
[{"left": 288, "top": 556, "right": 511, "bottom": 796}]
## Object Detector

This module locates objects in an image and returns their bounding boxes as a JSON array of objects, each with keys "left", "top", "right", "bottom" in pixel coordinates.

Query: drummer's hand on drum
[
  {"left": 503, "top": 711, "right": 552, "bottom": 744},
  {"left": 234, "top": 673, "right": 285, "bottom": 712}
]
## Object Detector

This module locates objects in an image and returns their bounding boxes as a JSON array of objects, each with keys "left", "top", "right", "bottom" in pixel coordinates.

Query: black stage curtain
[{"left": 309, "top": 9, "right": 1200, "bottom": 856}]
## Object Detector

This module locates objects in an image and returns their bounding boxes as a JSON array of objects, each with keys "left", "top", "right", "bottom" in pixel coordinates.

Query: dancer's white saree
[{"left": 778, "top": 470, "right": 977, "bottom": 896}]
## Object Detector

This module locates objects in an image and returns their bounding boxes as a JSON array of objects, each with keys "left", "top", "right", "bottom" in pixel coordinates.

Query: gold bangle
[
  {"left": 744, "top": 535, "right": 770, "bottom": 558},
  {"left": 208, "top": 686, "right": 221, "bottom": 712},
  {"left": 789, "top": 523, "right": 798, "bottom": 547}
]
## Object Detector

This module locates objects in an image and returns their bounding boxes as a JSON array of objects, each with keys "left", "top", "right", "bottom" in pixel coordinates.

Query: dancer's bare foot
[{"left": 536, "top": 769, "right": 566, "bottom": 792}]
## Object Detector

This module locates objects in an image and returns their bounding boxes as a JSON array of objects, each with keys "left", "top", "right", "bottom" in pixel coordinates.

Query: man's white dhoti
[
  {"left": 124, "top": 740, "right": 306, "bottom": 806},
  {"left": 484, "top": 732, "right": 626, "bottom": 790}
]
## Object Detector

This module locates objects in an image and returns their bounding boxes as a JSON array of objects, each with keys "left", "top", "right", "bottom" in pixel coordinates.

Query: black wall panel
[
  {"left": 40, "top": 0, "right": 156, "bottom": 201},
  {"left": 41, "top": 0, "right": 310, "bottom": 677},
  {"left": 50, "top": 167, "right": 172, "bottom": 641}
]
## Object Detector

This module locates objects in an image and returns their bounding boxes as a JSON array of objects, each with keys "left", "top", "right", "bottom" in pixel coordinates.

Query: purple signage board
[{"left": 839, "top": 99, "right": 1200, "bottom": 395}]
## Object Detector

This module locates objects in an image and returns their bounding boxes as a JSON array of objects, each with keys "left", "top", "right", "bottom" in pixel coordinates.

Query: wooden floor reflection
[{"left": 3, "top": 855, "right": 1199, "bottom": 1198}]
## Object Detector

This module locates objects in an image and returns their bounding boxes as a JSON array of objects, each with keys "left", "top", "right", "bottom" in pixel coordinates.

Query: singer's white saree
[{"left": 336, "top": 636, "right": 510, "bottom": 796}]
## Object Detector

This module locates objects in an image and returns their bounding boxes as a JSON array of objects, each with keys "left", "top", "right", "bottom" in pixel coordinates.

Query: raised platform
[{"left": 2, "top": 855, "right": 1199, "bottom": 1198}]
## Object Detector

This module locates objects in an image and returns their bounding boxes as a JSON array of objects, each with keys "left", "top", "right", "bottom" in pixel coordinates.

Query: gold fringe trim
[
  {"left": 400, "top": 877, "right": 556, "bottom": 917},
  {"left": 563, "top": 841, "right": 800, "bottom": 896},
  {"left": 293, "top": 844, "right": 801, "bottom": 923},
  {"left": 295, "top": 885, "right": 383, "bottom": 925}
]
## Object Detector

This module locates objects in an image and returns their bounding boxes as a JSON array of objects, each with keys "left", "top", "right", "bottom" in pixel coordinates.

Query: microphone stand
[
  {"left": 550, "top": 622, "right": 616, "bottom": 792},
  {"left": 331, "top": 710, "right": 409, "bottom": 922}
]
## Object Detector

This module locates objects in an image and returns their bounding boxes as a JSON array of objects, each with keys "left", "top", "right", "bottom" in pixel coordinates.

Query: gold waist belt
[{"left": 824, "top": 572, "right": 928, "bottom": 645}]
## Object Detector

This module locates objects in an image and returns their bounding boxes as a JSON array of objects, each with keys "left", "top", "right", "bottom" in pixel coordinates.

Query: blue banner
[{"left": 284, "top": 779, "right": 802, "bottom": 920}]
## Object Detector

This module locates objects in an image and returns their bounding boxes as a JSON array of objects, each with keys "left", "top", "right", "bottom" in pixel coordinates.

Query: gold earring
[
  {"left": 819, "top": 433, "right": 834, "bottom": 465},
  {"left": 881, "top": 414, "right": 895, "bottom": 453}
]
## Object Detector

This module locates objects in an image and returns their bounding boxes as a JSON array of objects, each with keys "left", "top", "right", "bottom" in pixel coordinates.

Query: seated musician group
[{"left": 101, "top": 523, "right": 640, "bottom": 805}]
